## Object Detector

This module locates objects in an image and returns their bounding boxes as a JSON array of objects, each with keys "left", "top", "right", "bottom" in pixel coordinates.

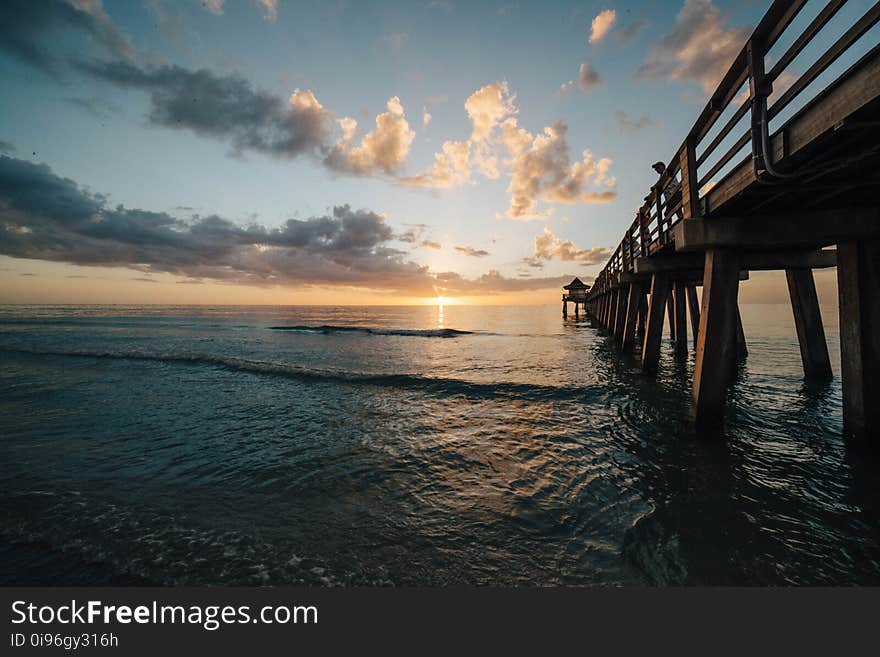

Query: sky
[{"left": 0, "top": 0, "right": 875, "bottom": 305}]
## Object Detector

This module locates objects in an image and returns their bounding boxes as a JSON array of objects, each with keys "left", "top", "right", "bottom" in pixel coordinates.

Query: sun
[{"left": 435, "top": 296, "right": 447, "bottom": 306}]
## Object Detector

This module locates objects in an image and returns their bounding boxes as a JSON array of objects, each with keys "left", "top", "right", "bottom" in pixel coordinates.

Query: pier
[
  {"left": 562, "top": 277, "right": 590, "bottom": 319},
  {"left": 582, "top": 0, "right": 880, "bottom": 441}
]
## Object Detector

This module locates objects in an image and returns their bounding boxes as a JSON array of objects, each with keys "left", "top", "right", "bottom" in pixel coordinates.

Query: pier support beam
[
  {"left": 686, "top": 285, "right": 700, "bottom": 349},
  {"left": 673, "top": 282, "right": 688, "bottom": 356},
  {"left": 786, "top": 269, "right": 831, "bottom": 380},
  {"left": 607, "top": 290, "right": 616, "bottom": 333},
  {"left": 642, "top": 274, "right": 671, "bottom": 374},
  {"left": 637, "top": 292, "right": 648, "bottom": 336},
  {"left": 666, "top": 296, "right": 676, "bottom": 343},
  {"left": 614, "top": 284, "right": 628, "bottom": 340},
  {"left": 837, "top": 240, "right": 880, "bottom": 443},
  {"left": 622, "top": 282, "right": 644, "bottom": 353},
  {"left": 692, "top": 249, "right": 740, "bottom": 433}
]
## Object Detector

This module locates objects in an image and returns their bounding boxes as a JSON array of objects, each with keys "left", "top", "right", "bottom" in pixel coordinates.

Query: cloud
[
  {"left": 560, "top": 80, "right": 575, "bottom": 95},
  {"left": 256, "top": 0, "right": 278, "bottom": 22},
  {"left": 421, "top": 240, "right": 442, "bottom": 250},
  {"left": 529, "top": 228, "right": 611, "bottom": 264},
  {"left": 617, "top": 19, "right": 648, "bottom": 44},
  {"left": 201, "top": 0, "right": 225, "bottom": 15},
  {"left": 426, "top": 95, "right": 449, "bottom": 105},
  {"left": 464, "top": 80, "right": 517, "bottom": 144},
  {"left": 431, "top": 268, "right": 574, "bottom": 295},
  {"left": 614, "top": 110, "right": 655, "bottom": 133},
  {"left": 589, "top": 9, "right": 617, "bottom": 45},
  {"left": 81, "top": 61, "right": 335, "bottom": 158},
  {"left": 453, "top": 245, "right": 489, "bottom": 257},
  {"left": 637, "top": 0, "right": 750, "bottom": 93},
  {"left": 325, "top": 97, "right": 415, "bottom": 175},
  {"left": 0, "top": 141, "right": 15, "bottom": 154},
  {"left": 401, "top": 81, "right": 518, "bottom": 188},
  {"left": 402, "top": 80, "right": 615, "bottom": 217},
  {"left": 0, "top": 154, "right": 564, "bottom": 296},
  {"left": 501, "top": 119, "right": 616, "bottom": 219},
  {"left": 464, "top": 80, "right": 518, "bottom": 179},
  {"left": 65, "top": 95, "right": 122, "bottom": 120},
  {"left": 578, "top": 63, "right": 601, "bottom": 93},
  {"left": 422, "top": 107, "right": 432, "bottom": 128},
  {"left": 0, "top": 0, "right": 136, "bottom": 76},
  {"left": 398, "top": 139, "right": 470, "bottom": 188}
]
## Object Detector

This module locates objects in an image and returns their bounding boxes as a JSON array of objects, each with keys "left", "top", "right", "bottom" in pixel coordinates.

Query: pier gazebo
[{"left": 562, "top": 277, "right": 590, "bottom": 318}]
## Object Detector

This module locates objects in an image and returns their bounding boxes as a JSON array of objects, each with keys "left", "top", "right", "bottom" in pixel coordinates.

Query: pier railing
[{"left": 587, "top": 0, "right": 880, "bottom": 301}]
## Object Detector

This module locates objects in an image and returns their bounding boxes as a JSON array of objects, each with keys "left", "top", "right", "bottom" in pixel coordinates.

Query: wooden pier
[
  {"left": 583, "top": 0, "right": 880, "bottom": 442},
  {"left": 562, "top": 277, "right": 590, "bottom": 319}
]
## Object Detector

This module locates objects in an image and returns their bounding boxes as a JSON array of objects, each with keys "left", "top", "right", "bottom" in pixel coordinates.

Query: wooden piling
[
  {"left": 686, "top": 285, "right": 700, "bottom": 348},
  {"left": 736, "top": 306, "right": 747, "bottom": 357},
  {"left": 692, "top": 249, "right": 740, "bottom": 432},
  {"left": 637, "top": 291, "right": 648, "bottom": 336},
  {"left": 673, "top": 282, "right": 688, "bottom": 356},
  {"left": 786, "top": 269, "right": 831, "bottom": 380},
  {"left": 622, "top": 282, "right": 643, "bottom": 352},
  {"left": 666, "top": 295, "right": 676, "bottom": 342},
  {"left": 837, "top": 240, "right": 880, "bottom": 443},
  {"left": 642, "top": 274, "right": 671, "bottom": 374},
  {"left": 614, "top": 284, "right": 628, "bottom": 340}
]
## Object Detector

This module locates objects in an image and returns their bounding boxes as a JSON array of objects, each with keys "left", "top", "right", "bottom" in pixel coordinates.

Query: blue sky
[{"left": 0, "top": 0, "right": 876, "bottom": 304}]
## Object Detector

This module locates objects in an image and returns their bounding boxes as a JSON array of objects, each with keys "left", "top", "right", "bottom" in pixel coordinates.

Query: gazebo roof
[{"left": 563, "top": 277, "right": 589, "bottom": 290}]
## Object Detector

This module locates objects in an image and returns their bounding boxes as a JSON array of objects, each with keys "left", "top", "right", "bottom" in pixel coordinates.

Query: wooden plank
[
  {"left": 837, "top": 240, "right": 880, "bottom": 442},
  {"left": 786, "top": 269, "right": 832, "bottom": 379},
  {"left": 691, "top": 249, "right": 741, "bottom": 432},
  {"left": 635, "top": 249, "right": 836, "bottom": 273},
  {"left": 642, "top": 274, "right": 670, "bottom": 374},
  {"left": 666, "top": 295, "right": 676, "bottom": 342},
  {"left": 672, "top": 208, "right": 880, "bottom": 251}
]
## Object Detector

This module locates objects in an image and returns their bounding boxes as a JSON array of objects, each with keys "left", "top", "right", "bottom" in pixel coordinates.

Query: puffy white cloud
[
  {"left": 464, "top": 80, "right": 517, "bottom": 143},
  {"left": 589, "top": 9, "right": 617, "bottom": 45},
  {"left": 578, "top": 63, "right": 601, "bottom": 92},
  {"left": 401, "top": 80, "right": 615, "bottom": 218},
  {"left": 326, "top": 97, "right": 416, "bottom": 175},
  {"left": 637, "top": 0, "right": 750, "bottom": 93},
  {"left": 501, "top": 119, "right": 616, "bottom": 219},
  {"left": 531, "top": 228, "right": 611, "bottom": 263},
  {"left": 422, "top": 107, "right": 432, "bottom": 128},
  {"left": 399, "top": 139, "right": 471, "bottom": 188}
]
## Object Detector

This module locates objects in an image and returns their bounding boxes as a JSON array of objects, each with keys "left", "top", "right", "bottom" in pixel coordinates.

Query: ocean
[{"left": 1, "top": 303, "right": 879, "bottom": 586}]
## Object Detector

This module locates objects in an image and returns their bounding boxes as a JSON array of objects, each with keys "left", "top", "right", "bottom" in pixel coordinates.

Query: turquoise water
[{"left": 1, "top": 303, "right": 878, "bottom": 585}]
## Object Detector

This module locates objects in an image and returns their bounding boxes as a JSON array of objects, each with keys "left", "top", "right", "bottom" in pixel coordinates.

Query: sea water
[{"left": 1, "top": 303, "right": 878, "bottom": 585}]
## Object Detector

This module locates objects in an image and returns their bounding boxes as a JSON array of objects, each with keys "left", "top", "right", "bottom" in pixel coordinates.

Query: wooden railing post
[{"left": 679, "top": 138, "right": 701, "bottom": 220}]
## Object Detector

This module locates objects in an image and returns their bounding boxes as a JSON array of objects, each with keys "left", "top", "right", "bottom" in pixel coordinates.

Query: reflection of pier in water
[{"left": 581, "top": 0, "right": 880, "bottom": 441}]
